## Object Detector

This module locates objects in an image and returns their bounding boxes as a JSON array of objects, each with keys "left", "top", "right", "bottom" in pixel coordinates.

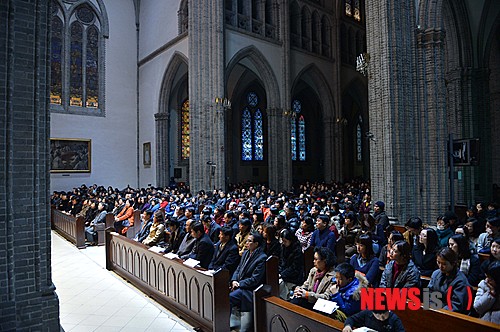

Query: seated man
[
  {"left": 209, "top": 226, "right": 240, "bottom": 276},
  {"left": 182, "top": 222, "right": 214, "bottom": 269},
  {"left": 230, "top": 232, "right": 267, "bottom": 332},
  {"left": 84, "top": 202, "right": 108, "bottom": 245},
  {"left": 162, "top": 218, "right": 185, "bottom": 254},
  {"left": 330, "top": 263, "right": 369, "bottom": 320},
  {"left": 134, "top": 210, "right": 153, "bottom": 242},
  {"left": 175, "top": 219, "right": 196, "bottom": 256}
]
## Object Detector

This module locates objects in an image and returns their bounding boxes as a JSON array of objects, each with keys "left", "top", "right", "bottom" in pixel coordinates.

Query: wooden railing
[
  {"left": 51, "top": 208, "right": 86, "bottom": 249},
  {"left": 105, "top": 230, "right": 230, "bottom": 332},
  {"left": 262, "top": 257, "right": 498, "bottom": 332}
]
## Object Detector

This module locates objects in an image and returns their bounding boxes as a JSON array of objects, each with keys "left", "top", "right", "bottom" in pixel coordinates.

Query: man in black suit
[
  {"left": 208, "top": 226, "right": 240, "bottom": 275},
  {"left": 162, "top": 218, "right": 185, "bottom": 254},
  {"left": 230, "top": 232, "right": 267, "bottom": 332},
  {"left": 185, "top": 222, "right": 214, "bottom": 269}
]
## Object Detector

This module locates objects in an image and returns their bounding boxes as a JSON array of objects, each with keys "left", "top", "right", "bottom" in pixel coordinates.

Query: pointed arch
[
  {"left": 292, "top": 64, "right": 334, "bottom": 118},
  {"left": 158, "top": 52, "right": 189, "bottom": 114},
  {"left": 226, "top": 46, "right": 280, "bottom": 109}
]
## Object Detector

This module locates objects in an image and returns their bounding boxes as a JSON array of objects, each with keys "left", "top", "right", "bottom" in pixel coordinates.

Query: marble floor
[{"left": 51, "top": 231, "right": 195, "bottom": 332}]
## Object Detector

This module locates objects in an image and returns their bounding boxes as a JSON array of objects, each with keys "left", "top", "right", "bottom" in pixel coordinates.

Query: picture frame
[
  {"left": 143, "top": 142, "right": 151, "bottom": 167},
  {"left": 50, "top": 138, "right": 91, "bottom": 173}
]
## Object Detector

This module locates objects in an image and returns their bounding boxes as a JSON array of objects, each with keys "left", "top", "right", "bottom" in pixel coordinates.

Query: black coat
[
  {"left": 188, "top": 233, "right": 214, "bottom": 269},
  {"left": 412, "top": 245, "right": 438, "bottom": 277},
  {"left": 209, "top": 240, "right": 240, "bottom": 276},
  {"left": 264, "top": 238, "right": 282, "bottom": 258},
  {"left": 279, "top": 241, "right": 304, "bottom": 285},
  {"left": 232, "top": 247, "right": 267, "bottom": 290}
]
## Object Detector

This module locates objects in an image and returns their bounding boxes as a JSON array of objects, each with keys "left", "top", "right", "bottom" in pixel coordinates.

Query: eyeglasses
[{"left": 246, "top": 239, "right": 254, "bottom": 243}]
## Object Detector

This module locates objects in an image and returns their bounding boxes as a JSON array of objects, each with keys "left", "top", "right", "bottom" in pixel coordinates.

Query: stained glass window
[
  {"left": 86, "top": 25, "right": 99, "bottom": 108},
  {"left": 242, "top": 108, "right": 253, "bottom": 160},
  {"left": 69, "top": 22, "right": 83, "bottom": 107},
  {"left": 291, "top": 100, "right": 306, "bottom": 161},
  {"left": 291, "top": 117, "right": 297, "bottom": 161},
  {"left": 298, "top": 115, "right": 306, "bottom": 161},
  {"left": 50, "top": 16, "right": 63, "bottom": 105},
  {"left": 345, "top": 0, "right": 352, "bottom": 17},
  {"left": 241, "top": 92, "right": 265, "bottom": 161},
  {"left": 49, "top": 1, "right": 105, "bottom": 114},
  {"left": 354, "top": 0, "right": 361, "bottom": 21},
  {"left": 254, "top": 109, "right": 264, "bottom": 160},
  {"left": 181, "top": 100, "right": 190, "bottom": 160},
  {"left": 357, "top": 116, "right": 362, "bottom": 162}
]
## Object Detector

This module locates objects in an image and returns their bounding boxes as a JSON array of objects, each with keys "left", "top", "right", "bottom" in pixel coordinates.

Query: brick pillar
[
  {"left": 0, "top": 0, "right": 60, "bottom": 330},
  {"left": 189, "top": 0, "right": 226, "bottom": 193},
  {"left": 155, "top": 112, "right": 170, "bottom": 187},
  {"left": 365, "top": 0, "right": 421, "bottom": 221}
]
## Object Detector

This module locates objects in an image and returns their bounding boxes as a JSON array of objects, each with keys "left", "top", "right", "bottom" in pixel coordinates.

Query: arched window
[
  {"left": 356, "top": 115, "right": 363, "bottom": 162},
  {"left": 291, "top": 100, "right": 306, "bottom": 161},
  {"left": 353, "top": 0, "right": 361, "bottom": 21},
  {"left": 345, "top": 0, "right": 352, "bottom": 17},
  {"left": 49, "top": 1, "right": 107, "bottom": 115},
  {"left": 178, "top": 0, "right": 189, "bottom": 34},
  {"left": 241, "top": 92, "right": 264, "bottom": 161},
  {"left": 181, "top": 99, "right": 190, "bottom": 160}
]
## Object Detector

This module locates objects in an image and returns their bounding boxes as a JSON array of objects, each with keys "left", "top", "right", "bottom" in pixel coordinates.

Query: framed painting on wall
[
  {"left": 50, "top": 138, "right": 91, "bottom": 173},
  {"left": 143, "top": 142, "right": 151, "bottom": 167}
]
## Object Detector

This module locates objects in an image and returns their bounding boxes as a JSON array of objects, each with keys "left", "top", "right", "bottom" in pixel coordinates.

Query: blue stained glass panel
[
  {"left": 291, "top": 118, "right": 297, "bottom": 161},
  {"left": 70, "top": 23, "right": 83, "bottom": 107},
  {"left": 292, "top": 99, "right": 301, "bottom": 114},
  {"left": 86, "top": 25, "right": 98, "bottom": 108},
  {"left": 50, "top": 17, "right": 63, "bottom": 105},
  {"left": 357, "top": 123, "right": 362, "bottom": 161},
  {"left": 254, "top": 109, "right": 264, "bottom": 160},
  {"left": 242, "top": 108, "right": 253, "bottom": 160},
  {"left": 247, "top": 92, "right": 258, "bottom": 107},
  {"left": 298, "top": 115, "right": 306, "bottom": 161}
]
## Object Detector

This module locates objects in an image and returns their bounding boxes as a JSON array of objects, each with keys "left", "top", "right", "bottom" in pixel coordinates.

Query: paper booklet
[
  {"left": 183, "top": 258, "right": 200, "bottom": 268},
  {"left": 312, "top": 298, "right": 339, "bottom": 314}
]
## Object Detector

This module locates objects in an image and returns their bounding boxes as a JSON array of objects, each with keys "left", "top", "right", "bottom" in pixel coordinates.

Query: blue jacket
[
  {"left": 330, "top": 275, "right": 367, "bottom": 316},
  {"left": 232, "top": 247, "right": 267, "bottom": 290},
  {"left": 310, "top": 228, "right": 336, "bottom": 256}
]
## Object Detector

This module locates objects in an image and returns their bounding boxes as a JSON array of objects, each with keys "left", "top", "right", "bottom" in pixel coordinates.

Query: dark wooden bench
[
  {"left": 126, "top": 209, "right": 142, "bottom": 239},
  {"left": 253, "top": 285, "right": 344, "bottom": 332},
  {"left": 95, "top": 212, "right": 115, "bottom": 245},
  {"left": 105, "top": 229, "right": 230, "bottom": 332},
  {"left": 51, "top": 208, "right": 86, "bottom": 249}
]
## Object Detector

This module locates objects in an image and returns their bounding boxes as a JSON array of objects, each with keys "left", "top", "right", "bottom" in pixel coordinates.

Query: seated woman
[
  {"left": 436, "top": 215, "right": 454, "bottom": 248},
  {"left": 412, "top": 227, "right": 439, "bottom": 277},
  {"left": 349, "top": 233, "right": 381, "bottom": 286},
  {"left": 295, "top": 216, "right": 315, "bottom": 252},
  {"left": 448, "top": 234, "right": 481, "bottom": 286},
  {"left": 278, "top": 229, "right": 304, "bottom": 300},
  {"left": 380, "top": 240, "right": 420, "bottom": 288},
  {"left": 142, "top": 210, "right": 166, "bottom": 247},
  {"left": 262, "top": 223, "right": 281, "bottom": 258},
  {"left": 329, "top": 263, "right": 369, "bottom": 320},
  {"left": 455, "top": 225, "right": 477, "bottom": 254},
  {"left": 230, "top": 232, "right": 267, "bottom": 332},
  {"left": 428, "top": 247, "right": 471, "bottom": 313},
  {"left": 474, "top": 260, "right": 500, "bottom": 324},
  {"left": 339, "top": 212, "right": 361, "bottom": 258},
  {"left": 379, "top": 230, "right": 404, "bottom": 267},
  {"left": 114, "top": 198, "right": 135, "bottom": 235},
  {"left": 360, "top": 214, "right": 384, "bottom": 254},
  {"left": 291, "top": 247, "right": 336, "bottom": 310},
  {"left": 480, "top": 238, "right": 500, "bottom": 277}
]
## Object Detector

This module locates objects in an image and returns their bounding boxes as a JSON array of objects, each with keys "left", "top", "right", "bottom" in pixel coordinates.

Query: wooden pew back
[
  {"left": 52, "top": 208, "right": 86, "bottom": 249},
  {"left": 105, "top": 230, "right": 230, "bottom": 332},
  {"left": 126, "top": 209, "right": 142, "bottom": 239}
]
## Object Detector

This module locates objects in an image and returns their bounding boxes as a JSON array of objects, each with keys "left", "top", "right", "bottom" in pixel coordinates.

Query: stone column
[
  {"left": 0, "top": 1, "right": 59, "bottom": 330},
  {"left": 155, "top": 112, "right": 170, "bottom": 187},
  {"left": 189, "top": 0, "right": 226, "bottom": 193},
  {"left": 365, "top": 0, "right": 421, "bottom": 221},
  {"left": 415, "top": 28, "right": 449, "bottom": 221}
]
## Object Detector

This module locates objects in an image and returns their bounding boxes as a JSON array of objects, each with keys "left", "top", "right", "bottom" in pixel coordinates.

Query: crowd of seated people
[{"left": 51, "top": 181, "right": 500, "bottom": 329}]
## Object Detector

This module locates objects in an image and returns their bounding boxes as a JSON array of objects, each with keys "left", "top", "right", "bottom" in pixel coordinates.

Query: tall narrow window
[
  {"left": 181, "top": 100, "right": 190, "bottom": 160},
  {"left": 291, "top": 99, "right": 306, "bottom": 161},
  {"left": 353, "top": 0, "right": 361, "bottom": 21},
  {"left": 50, "top": 16, "right": 63, "bottom": 105},
  {"left": 345, "top": 0, "right": 352, "bottom": 17},
  {"left": 69, "top": 22, "right": 83, "bottom": 107},
  {"left": 356, "top": 115, "right": 362, "bottom": 162},
  {"left": 49, "top": 1, "right": 106, "bottom": 115},
  {"left": 241, "top": 92, "right": 265, "bottom": 161}
]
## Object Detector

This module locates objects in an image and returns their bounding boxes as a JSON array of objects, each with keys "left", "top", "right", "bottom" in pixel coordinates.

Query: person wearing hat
[
  {"left": 373, "top": 201, "right": 389, "bottom": 232},
  {"left": 236, "top": 218, "right": 252, "bottom": 256}
]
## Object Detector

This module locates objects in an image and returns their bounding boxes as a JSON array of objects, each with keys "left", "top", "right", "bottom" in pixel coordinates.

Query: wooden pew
[
  {"left": 51, "top": 208, "right": 86, "bottom": 249},
  {"left": 393, "top": 224, "right": 406, "bottom": 234},
  {"left": 105, "top": 229, "right": 230, "bottom": 332},
  {"left": 96, "top": 212, "right": 115, "bottom": 245},
  {"left": 253, "top": 285, "right": 344, "bottom": 332},
  {"left": 126, "top": 209, "right": 142, "bottom": 240},
  {"left": 394, "top": 307, "right": 500, "bottom": 332}
]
